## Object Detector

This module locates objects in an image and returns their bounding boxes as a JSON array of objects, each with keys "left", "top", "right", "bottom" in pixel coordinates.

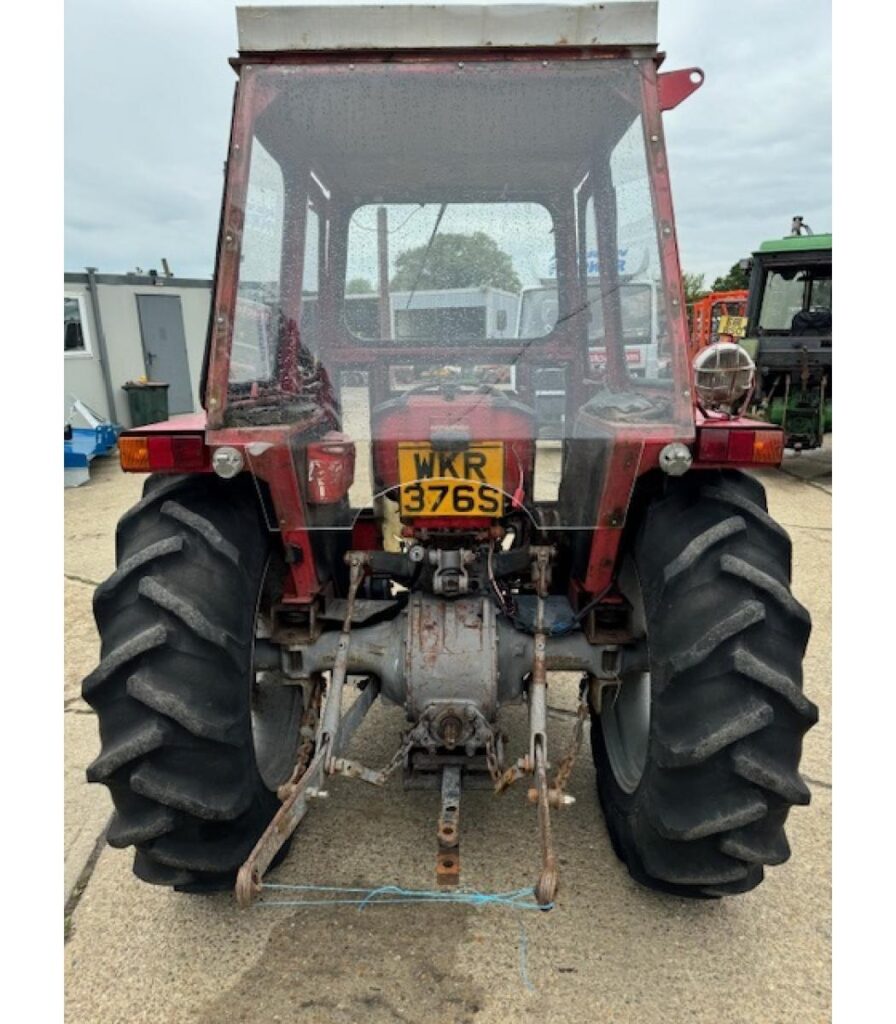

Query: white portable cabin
[{"left": 64, "top": 271, "right": 212, "bottom": 427}]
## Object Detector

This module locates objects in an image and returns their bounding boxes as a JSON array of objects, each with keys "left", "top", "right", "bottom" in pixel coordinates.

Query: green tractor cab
[{"left": 740, "top": 226, "right": 832, "bottom": 450}]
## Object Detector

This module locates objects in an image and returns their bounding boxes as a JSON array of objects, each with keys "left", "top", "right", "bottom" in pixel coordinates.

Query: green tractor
[{"left": 740, "top": 219, "right": 831, "bottom": 450}]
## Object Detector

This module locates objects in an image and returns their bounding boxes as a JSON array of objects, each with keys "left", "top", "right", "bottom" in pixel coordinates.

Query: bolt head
[
  {"left": 212, "top": 445, "right": 244, "bottom": 479},
  {"left": 658, "top": 442, "right": 693, "bottom": 477}
]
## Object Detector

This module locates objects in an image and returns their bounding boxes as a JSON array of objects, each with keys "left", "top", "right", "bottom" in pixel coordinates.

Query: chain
[
  {"left": 379, "top": 734, "right": 415, "bottom": 782},
  {"left": 331, "top": 729, "right": 414, "bottom": 786},
  {"left": 296, "top": 681, "right": 324, "bottom": 777},
  {"left": 494, "top": 755, "right": 532, "bottom": 795},
  {"left": 485, "top": 731, "right": 502, "bottom": 784},
  {"left": 277, "top": 677, "right": 324, "bottom": 801},
  {"left": 549, "top": 699, "right": 589, "bottom": 796}
]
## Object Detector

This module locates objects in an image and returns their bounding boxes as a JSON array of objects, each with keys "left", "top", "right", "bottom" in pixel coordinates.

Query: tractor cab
[
  {"left": 201, "top": 15, "right": 700, "bottom": 574},
  {"left": 741, "top": 227, "right": 832, "bottom": 449}
]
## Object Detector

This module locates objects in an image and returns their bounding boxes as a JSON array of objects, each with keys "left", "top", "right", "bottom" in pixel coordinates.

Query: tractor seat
[{"left": 791, "top": 309, "right": 832, "bottom": 336}]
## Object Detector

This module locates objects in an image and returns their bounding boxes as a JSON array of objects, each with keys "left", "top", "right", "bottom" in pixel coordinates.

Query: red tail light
[
  {"left": 306, "top": 432, "right": 355, "bottom": 503},
  {"left": 120, "top": 434, "right": 209, "bottom": 473},
  {"left": 696, "top": 427, "right": 783, "bottom": 466}
]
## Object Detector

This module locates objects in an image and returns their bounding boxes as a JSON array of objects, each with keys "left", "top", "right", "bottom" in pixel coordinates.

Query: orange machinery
[{"left": 688, "top": 289, "right": 748, "bottom": 356}]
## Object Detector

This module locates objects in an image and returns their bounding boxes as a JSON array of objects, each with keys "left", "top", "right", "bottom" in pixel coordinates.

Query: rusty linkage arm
[
  {"left": 529, "top": 547, "right": 559, "bottom": 906},
  {"left": 318, "top": 554, "right": 369, "bottom": 768},
  {"left": 236, "top": 553, "right": 376, "bottom": 908},
  {"left": 494, "top": 547, "right": 594, "bottom": 906},
  {"left": 493, "top": 547, "right": 564, "bottom": 906}
]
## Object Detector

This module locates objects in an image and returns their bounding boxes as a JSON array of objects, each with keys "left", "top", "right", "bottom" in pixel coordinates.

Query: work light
[{"left": 692, "top": 342, "right": 755, "bottom": 415}]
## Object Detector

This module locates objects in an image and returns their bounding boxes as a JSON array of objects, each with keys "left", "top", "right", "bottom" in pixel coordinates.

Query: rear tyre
[
  {"left": 83, "top": 474, "right": 302, "bottom": 891},
  {"left": 591, "top": 469, "right": 818, "bottom": 897}
]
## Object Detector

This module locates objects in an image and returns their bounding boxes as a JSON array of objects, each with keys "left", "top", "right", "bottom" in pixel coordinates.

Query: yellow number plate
[
  {"left": 398, "top": 442, "right": 504, "bottom": 517},
  {"left": 717, "top": 315, "right": 748, "bottom": 338}
]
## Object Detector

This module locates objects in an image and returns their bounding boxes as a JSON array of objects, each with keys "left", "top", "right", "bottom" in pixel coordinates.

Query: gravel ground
[{"left": 64, "top": 445, "right": 831, "bottom": 1024}]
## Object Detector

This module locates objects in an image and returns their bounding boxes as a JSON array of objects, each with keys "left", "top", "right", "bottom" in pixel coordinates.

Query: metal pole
[
  {"left": 85, "top": 267, "right": 120, "bottom": 423},
  {"left": 377, "top": 206, "right": 392, "bottom": 340},
  {"left": 592, "top": 161, "right": 627, "bottom": 391}
]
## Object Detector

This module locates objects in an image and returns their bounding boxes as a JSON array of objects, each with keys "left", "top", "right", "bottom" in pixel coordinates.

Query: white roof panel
[{"left": 236, "top": 3, "right": 658, "bottom": 53}]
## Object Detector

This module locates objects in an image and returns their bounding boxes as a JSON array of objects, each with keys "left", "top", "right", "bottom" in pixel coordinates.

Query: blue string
[
  {"left": 257, "top": 882, "right": 551, "bottom": 912},
  {"left": 518, "top": 917, "right": 535, "bottom": 992},
  {"left": 256, "top": 882, "right": 551, "bottom": 991}
]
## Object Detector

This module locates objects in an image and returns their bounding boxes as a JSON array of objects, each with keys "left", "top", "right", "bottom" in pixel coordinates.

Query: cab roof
[
  {"left": 756, "top": 234, "right": 832, "bottom": 256},
  {"left": 236, "top": 2, "right": 659, "bottom": 53}
]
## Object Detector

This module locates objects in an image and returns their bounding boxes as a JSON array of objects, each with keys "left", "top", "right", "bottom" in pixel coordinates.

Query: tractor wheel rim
[
  {"left": 601, "top": 558, "right": 651, "bottom": 795},
  {"left": 250, "top": 557, "right": 305, "bottom": 792}
]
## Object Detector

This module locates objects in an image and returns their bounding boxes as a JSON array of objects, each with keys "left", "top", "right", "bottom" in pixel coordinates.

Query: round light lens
[
  {"left": 212, "top": 446, "right": 245, "bottom": 479},
  {"left": 693, "top": 342, "right": 755, "bottom": 414}
]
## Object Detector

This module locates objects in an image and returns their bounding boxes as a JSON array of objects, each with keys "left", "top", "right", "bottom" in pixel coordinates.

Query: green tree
[
  {"left": 346, "top": 277, "right": 374, "bottom": 294},
  {"left": 391, "top": 232, "right": 521, "bottom": 293},
  {"left": 681, "top": 272, "right": 708, "bottom": 305},
  {"left": 711, "top": 262, "right": 750, "bottom": 292}
]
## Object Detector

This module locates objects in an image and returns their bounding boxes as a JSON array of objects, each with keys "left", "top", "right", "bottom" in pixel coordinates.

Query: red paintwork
[
  {"left": 639, "top": 64, "right": 696, "bottom": 431},
  {"left": 351, "top": 517, "right": 382, "bottom": 551},
  {"left": 205, "top": 71, "right": 280, "bottom": 424},
  {"left": 371, "top": 394, "right": 534, "bottom": 499},
  {"left": 657, "top": 68, "right": 704, "bottom": 111},
  {"left": 208, "top": 424, "right": 321, "bottom": 600},
  {"left": 408, "top": 517, "right": 493, "bottom": 531},
  {"left": 253, "top": 441, "right": 320, "bottom": 601},
  {"left": 583, "top": 436, "right": 646, "bottom": 594}
]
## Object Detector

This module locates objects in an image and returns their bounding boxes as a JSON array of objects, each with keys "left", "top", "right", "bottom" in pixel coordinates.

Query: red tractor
[{"left": 84, "top": 3, "right": 816, "bottom": 906}]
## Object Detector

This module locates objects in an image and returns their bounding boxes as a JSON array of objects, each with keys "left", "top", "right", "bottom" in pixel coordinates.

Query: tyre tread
[
  {"left": 591, "top": 469, "right": 817, "bottom": 899},
  {"left": 83, "top": 475, "right": 283, "bottom": 888}
]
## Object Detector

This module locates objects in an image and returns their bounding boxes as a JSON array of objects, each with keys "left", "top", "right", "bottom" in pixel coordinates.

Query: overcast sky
[{"left": 64, "top": 0, "right": 831, "bottom": 284}]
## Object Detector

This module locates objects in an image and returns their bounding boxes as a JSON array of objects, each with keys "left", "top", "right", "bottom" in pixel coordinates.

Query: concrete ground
[{"left": 64, "top": 445, "right": 831, "bottom": 1024}]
